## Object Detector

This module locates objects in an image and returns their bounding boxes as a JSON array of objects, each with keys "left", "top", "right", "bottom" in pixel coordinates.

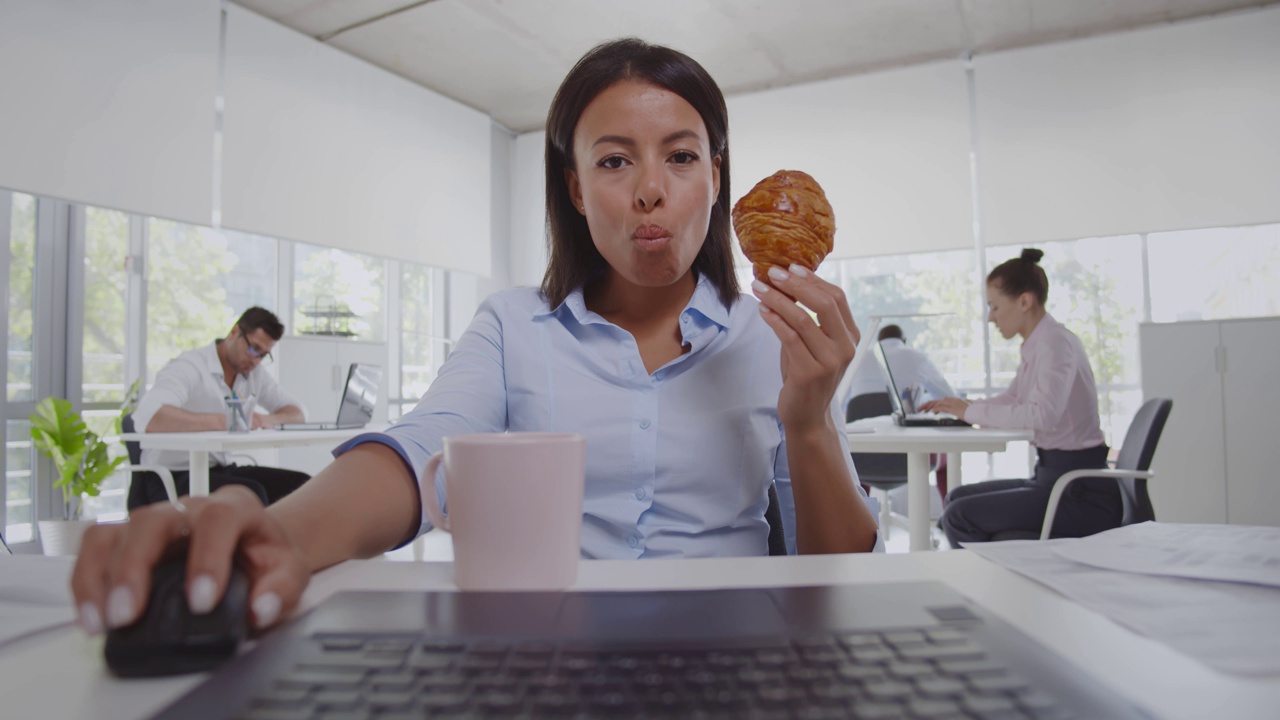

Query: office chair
[
  {"left": 120, "top": 414, "right": 179, "bottom": 505},
  {"left": 846, "top": 392, "right": 910, "bottom": 538},
  {"left": 765, "top": 483, "right": 787, "bottom": 556},
  {"left": 993, "top": 397, "right": 1173, "bottom": 541}
]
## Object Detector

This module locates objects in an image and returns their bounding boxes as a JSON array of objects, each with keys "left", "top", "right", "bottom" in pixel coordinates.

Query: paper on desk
[
  {"left": 1052, "top": 522, "right": 1280, "bottom": 588},
  {"left": 968, "top": 537, "right": 1280, "bottom": 676},
  {"left": 0, "top": 555, "right": 76, "bottom": 649}
]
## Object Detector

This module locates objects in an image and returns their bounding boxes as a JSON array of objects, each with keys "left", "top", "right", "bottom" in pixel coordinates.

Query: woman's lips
[{"left": 633, "top": 224, "right": 672, "bottom": 250}]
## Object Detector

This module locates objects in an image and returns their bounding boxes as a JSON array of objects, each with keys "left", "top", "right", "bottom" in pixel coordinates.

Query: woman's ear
[
  {"left": 564, "top": 168, "right": 584, "bottom": 214},
  {"left": 1018, "top": 291, "right": 1036, "bottom": 312}
]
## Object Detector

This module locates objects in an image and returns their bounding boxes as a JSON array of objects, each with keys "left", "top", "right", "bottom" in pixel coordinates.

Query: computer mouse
[{"left": 104, "top": 555, "right": 250, "bottom": 677}]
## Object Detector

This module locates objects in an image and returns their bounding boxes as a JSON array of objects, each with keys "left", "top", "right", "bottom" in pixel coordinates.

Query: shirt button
[
  {"left": 680, "top": 314, "right": 690, "bottom": 325},
  {"left": 639, "top": 418, "right": 651, "bottom": 429},
  {"left": 635, "top": 488, "right": 646, "bottom": 500},
  {"left": 628, "top": 536, "right": 639, "bottom": 549}
]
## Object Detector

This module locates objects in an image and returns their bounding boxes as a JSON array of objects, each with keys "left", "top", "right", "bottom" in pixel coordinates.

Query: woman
[
  {"left": 70, "top": 38, "right": 879, "bottom": 635},
  {"left": 921, "top": 248, "right": 1118, "bottom": 545}
]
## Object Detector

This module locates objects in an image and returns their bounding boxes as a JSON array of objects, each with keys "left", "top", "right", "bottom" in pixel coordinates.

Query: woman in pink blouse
[{"left": 921, "top": 248, "right": 1118, "bottom": 545}]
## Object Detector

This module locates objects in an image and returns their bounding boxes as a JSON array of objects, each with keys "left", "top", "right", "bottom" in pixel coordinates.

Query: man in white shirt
[
  {"left": 127, "top": 307, "right": 310, "bottom": 510},
  {"left": 845, "top": 324, "right": 957, "bottom": 499}
]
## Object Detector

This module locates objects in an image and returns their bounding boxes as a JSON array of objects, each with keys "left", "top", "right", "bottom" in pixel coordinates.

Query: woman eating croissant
[{"left": 70, "top": 38, "right": 880, "bottom": 636}]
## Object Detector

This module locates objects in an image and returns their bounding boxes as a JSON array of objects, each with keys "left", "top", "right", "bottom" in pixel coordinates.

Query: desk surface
[
  {"left": 119, "top": 427, "right": 374, "bottom": 451},
  {"left": 2, "top": 551, "right": 1274, "bottom": 720},
  {"left": 846, "top": 422, "right": 1034, "bottom": 453}
]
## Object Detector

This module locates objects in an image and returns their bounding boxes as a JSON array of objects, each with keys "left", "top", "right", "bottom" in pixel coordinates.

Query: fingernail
[
  {"left": 106, "top": 586, "right": 135, "bottom": 628},
  {"left": 759, "top": 304, "right": 773, "bottom": 316},
  {"left": 751, "top": 279, "right": 770, "bottom": 294},
  {"left": 767, "top": 266, "right": 789, "bottom": 282},
  {"left": 253, "top": 591, "right": 282, "bottom": 628},
  {"left": 188, "top": 574, "right": 218, "bottom": 614},
  {"left": 79, "top": 602, "right": 103, "bottom": 635},
  {"left": 788, "top": 264, "right": 810, "bottom": 277}
]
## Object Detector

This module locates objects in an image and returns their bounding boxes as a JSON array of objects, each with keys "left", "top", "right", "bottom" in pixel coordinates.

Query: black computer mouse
[{"left": 104, "top": 555, "right": 250, "bottom": 677}]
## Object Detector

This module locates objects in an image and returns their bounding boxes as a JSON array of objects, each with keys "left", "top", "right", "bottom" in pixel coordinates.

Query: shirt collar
[
  {"left": 1021, "top": 312, "right": 1059, "bottom": 357},
  {"left": 533, "top": 273, "right": 731, "bottom": 330}
]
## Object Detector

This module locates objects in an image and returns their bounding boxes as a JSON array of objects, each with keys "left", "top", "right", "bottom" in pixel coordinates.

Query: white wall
[
  {"left": 977, "top": 7, "right": 1280, "bottom": 247},
  {"left": 506, "top": 6, "right": 1280, "bottom": 275},
  {"left": 220, "top": 5, "right": 493, "bottom": 276},
  {"left": 0, "top": 0, "right": 219, "bottom": 226}
]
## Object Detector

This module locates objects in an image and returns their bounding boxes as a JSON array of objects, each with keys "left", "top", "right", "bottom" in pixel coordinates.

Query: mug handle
[{"left": 420, "top": 451, "right": 450, "bottom": 533}]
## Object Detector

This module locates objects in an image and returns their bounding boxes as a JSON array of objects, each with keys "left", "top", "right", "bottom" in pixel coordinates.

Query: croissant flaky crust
[{"left": 731, "top": 170, "right": 835, "bottom": 282}]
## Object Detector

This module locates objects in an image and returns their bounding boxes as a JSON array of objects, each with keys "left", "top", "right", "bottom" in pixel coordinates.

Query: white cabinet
[
  {"left": 269, "top": 336, "right": 389, "bottom": 475},
  {"left": 1139, "top": 317, "right": 1280, "bottom": 527}
]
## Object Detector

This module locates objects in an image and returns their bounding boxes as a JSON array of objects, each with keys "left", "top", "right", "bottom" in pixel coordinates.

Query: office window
[
  {"left": 1148, "top": 222, "right": 1280, "bottom": 323},
  {"left": 83, "top": 207, "right": 129, "bottom": 404},
  {"left": 5, "top": 193, "right": 37, "bottom": 542},
  {"left": 826, "top": 250, "right": 983, "bottom": 390},
  {"left": 293, "top": 243, "right": 386, "bottom": 342},
  {"left": 399, "top": 263, "right": 446, "bottom": 418},
  {"left": 8, "top": 193, "right": 35, "bottom": 403},
  {"left": 146, "top": 219, "right": 278, "bottom": 384}
]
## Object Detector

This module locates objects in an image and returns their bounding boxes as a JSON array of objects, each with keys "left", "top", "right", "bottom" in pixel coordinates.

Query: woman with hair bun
[{"left": 921, "top": 248, "right": 1117, "bottom": 545}]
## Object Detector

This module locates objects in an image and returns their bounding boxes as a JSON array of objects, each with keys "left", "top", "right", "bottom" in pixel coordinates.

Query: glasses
[{"left": 238, "top": 325, "right": 274, "bottom": 363}]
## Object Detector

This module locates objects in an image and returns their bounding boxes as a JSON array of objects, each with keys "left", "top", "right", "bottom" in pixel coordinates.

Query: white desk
[
  {"left": 1, "top": 551, "right": 1275, "bottom": 720},
  {"left": 848, "top": 424, "right": 1034, "bottom": 551},
  {"left": 119, "top": 428, "right": 373, "bottom": 496}
]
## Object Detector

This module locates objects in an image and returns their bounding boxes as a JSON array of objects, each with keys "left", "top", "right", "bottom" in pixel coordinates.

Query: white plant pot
[{"left": 38, "top": 519, "right": 96, "bottom": 556}]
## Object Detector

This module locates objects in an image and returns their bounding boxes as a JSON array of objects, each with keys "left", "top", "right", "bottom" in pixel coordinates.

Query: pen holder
[{"left": 225, "top": 397, "right": 250, "bottom": 433}]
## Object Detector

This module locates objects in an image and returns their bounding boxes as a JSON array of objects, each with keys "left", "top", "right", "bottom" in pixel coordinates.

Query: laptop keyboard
[{"left": 235, "top": 626, "right": 1073, "bottom": 720}]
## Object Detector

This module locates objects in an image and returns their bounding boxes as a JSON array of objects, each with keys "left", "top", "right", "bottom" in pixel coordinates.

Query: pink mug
[{"left": 421, "top": 432, "right": 586, "bottom": 591}]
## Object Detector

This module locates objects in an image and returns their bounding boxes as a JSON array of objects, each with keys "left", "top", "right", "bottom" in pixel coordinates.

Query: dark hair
[
  {"left": 987, "top": 248, "right": 1048, "bottom": 306},
  {"left": 236, "top": 306, "right": 284, "bottom": 341},
  {"left": 541, "top": 37, "right": 738, "bottom": 310},
  {"left": 877, "top": 324, "right": 904, "bottom": 342}
]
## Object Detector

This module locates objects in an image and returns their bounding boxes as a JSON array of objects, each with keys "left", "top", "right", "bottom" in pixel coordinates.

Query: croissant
[{"left": 731, "top": 170, "right": 835, "bottom": 282}]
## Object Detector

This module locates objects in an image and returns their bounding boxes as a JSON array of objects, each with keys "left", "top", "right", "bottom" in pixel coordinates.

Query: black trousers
[
  {"left": 939, "top": 444, "right": 1120, "bottom": 546},
  {"left": 126, "top": 464, "right": 310, "bottom": 512}
]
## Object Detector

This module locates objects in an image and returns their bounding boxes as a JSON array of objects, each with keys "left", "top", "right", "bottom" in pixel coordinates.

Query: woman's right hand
[{"left": 70, "top": 485, "right": 311, "bottom": 636}]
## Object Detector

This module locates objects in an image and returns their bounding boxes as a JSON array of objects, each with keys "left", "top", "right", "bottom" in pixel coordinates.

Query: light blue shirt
[{"left": 335, "top": 274, "right": 879, "bottom": 557}]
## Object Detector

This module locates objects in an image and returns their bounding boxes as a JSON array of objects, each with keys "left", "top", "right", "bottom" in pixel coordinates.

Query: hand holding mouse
[{"left": 71, "top": 485, "right": 310, "bottom": 640}]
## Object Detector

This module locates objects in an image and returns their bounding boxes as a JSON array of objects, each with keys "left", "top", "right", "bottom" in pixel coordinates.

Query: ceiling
[{"left": 231, "top": 0, "right": 1276, "bottom": 133}]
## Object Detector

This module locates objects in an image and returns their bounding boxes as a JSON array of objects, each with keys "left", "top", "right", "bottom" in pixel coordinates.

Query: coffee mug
[{"left": 421, "top": 432, "right": 586, "bottom": 591}]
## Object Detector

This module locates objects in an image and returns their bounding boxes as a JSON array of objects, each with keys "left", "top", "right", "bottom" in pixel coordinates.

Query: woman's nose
[{"left": 635, "top": 168, "right": 666, "bottom": 210}]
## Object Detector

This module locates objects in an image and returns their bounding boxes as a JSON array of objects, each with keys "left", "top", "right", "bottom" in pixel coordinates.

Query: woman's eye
[
  {"left": 671, "top": 151, "right": 698, "bottom": 164},
  {"left": 598, "top": 156, "right": 626, "bottom": 169}
]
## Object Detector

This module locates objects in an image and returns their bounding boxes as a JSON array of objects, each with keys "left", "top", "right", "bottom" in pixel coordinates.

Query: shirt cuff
[{"left": 332, "top": 432, "right": 431, "bottom": 549}]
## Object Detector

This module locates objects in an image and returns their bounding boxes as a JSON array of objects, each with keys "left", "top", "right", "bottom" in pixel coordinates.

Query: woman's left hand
[{"left": 752, "top": 264, "right": 859, "bottom": 433}]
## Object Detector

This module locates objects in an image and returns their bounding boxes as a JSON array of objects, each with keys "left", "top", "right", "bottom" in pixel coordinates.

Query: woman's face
[
  {"left": 986, "top": 282, "right": 1029, "bottom": 340},
  {"left": 565, "top": 80, "right": 720, "bottom": 291}
]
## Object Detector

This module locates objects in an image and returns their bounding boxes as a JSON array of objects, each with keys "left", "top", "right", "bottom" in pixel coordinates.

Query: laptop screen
[
  {"left": 335, "top": 363, "right": 383, "bottom": 427},
  {"left": 876, "top": 340, "right": 910, "bottom": 415}
]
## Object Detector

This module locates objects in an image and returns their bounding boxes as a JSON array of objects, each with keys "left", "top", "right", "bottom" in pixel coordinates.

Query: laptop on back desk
[
  {"left": 877, "top": 341, "right": 971, "bottom": 428},
  {"left": 276, "top": 363, "right": 382, "bottom": 431},
  {"left": 150, "top": 580, "right": 1147, "bottom": 719}
]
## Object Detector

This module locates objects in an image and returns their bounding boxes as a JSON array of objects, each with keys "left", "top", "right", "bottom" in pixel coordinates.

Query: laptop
[
  {"left": 276, "top": 363, "right": 382, "bottom": 431},
  {"left": 877, "top": 341, "right": 971, "bottom": 428},
  {"left": 148, "top": 581, "right": 1147, "bottom": 719}
]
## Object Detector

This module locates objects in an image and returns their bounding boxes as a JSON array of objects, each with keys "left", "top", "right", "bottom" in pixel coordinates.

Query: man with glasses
[{"left": 127, "top": 307, "right": 310, "bottom": 510}]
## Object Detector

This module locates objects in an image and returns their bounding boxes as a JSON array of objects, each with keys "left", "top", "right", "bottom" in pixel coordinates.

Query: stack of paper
[{"left": 967, "top": 522, "right": 1280, "bottom": 676}]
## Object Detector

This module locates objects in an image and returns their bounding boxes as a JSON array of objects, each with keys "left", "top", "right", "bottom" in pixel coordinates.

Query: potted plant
[{"left": 29, "top": 384, "right": 138, "bottom": 556}]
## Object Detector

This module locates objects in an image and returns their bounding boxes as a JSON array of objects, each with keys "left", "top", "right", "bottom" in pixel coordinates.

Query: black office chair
[
  {"left": 846, "top": 392, "right": 909, "bottom": 537},
  {"left": 993, "top": 398, "right": 1173, "bottom": 541},
  {"left": 120, "top": 414, "right": 179, "bottom": 507},
  {"left": 765, "top": 483, "right": 787, "bottom": 556}
]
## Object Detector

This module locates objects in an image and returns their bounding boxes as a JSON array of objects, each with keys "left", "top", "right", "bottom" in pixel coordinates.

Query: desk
[
  {"left": 1, "top": 551, "right": 1274, "bottom": 720},
  {"left": 847, "top": 424, "right": 1034, "bottom": 551},
  {"left": 119, "top": 428, "right": 372, "bottom": 497}
]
